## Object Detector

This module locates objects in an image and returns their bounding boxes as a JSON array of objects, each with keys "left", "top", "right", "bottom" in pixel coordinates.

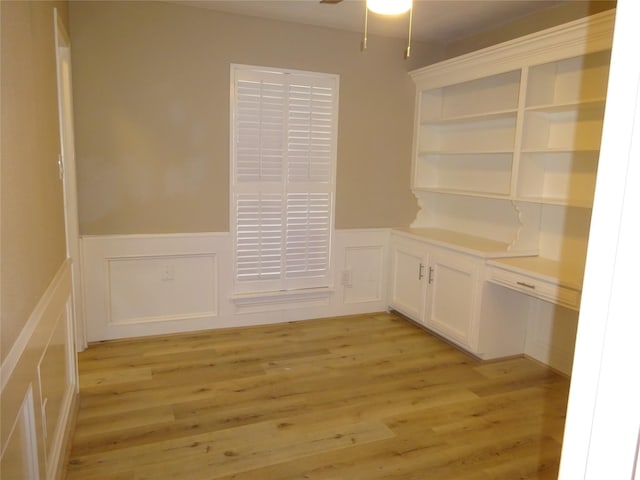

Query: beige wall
[
  {"left": 445, "top": 1, "right": 616, "bottom": 59},
  {"left": 69, "top": 1, "right": 613, "bottom": 236},
  {"left": 1, "top": 1, "right": 69, "bottom": 362},
  {"left": 69, "top": 1, "right": 442, "bottom": 235}
]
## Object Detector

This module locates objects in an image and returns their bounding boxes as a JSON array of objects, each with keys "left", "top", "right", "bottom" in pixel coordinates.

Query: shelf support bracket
[{"left": 508, "top": 199, "right": 524, "bottom": 252}]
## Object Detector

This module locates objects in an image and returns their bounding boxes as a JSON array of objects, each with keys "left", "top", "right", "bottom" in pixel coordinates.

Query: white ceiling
[{"left": 174, "top": 0, "right": 568, "bottom": 44}]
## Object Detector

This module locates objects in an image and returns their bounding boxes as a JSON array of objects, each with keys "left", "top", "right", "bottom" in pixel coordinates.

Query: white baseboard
[
  {"left": 0, "top": 259, "right": 78, "bottom": 480},
  {"left": 81, "top": 229, "right": 391, "bottom": 342}
]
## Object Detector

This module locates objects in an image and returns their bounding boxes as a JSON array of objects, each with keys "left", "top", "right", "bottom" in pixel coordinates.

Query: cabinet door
[
  {"left": 425, "top": 250, "right": 480, "bottom": 349},
  {"left": 389, "top": 242, "right": 428, "bottom": 321}
]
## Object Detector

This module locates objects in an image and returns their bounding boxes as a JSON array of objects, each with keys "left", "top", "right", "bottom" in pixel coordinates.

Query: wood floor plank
[
  {"left": 80, "top": 366, "right": 153, "bottom": 388},
  {"left": 65, "top": 312, "right": 570, "bottom": 479},
  {"left": 69, "top": 417, "right": 394, "bottom": 479},
  {"left": 71, "top": 396, "right": 308, "bottom": 456},
  {"left": 72, "top": 405, "right": 176, "bottom": 442}
]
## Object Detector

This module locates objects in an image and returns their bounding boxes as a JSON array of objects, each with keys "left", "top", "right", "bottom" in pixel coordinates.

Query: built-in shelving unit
[
  {"left": 396, "top": 10, "right": 616, "bottom": 373},
  {"left": 409, "top": 10, "right": 615, "bottom": 265}
]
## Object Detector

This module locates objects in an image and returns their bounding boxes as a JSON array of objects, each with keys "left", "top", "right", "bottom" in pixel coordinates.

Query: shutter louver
[
  {"left": 236, "top": 193, "right": 283, "bottom": 281},
  {"left": 285, "top": 193, "right": 331, "bottom": 279},
  {"left": 288, "top": 84, "right": 333, "bottom": 183},
  {"left": 232, "top": 66, "right": 338, "bottom": 291},
  {"left": 236, "top": 80, "right": 285, "bottom": 183}
]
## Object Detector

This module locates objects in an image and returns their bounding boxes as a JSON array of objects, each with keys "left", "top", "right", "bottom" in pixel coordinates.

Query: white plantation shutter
[
  {"left": 236, "top": 193, "right": 283, "bottom": 281},
  {"left": 235, "top": 75, "right": 285, "bottom": 183},
  {"left": 288, "top": 83, "right": 334, "bottom": 183},
  {"left": 231, "top": 65, "right": 338, "bottom": 292},
  {"left": 285, "top": 193, "right": 331, "bottom": 279}
]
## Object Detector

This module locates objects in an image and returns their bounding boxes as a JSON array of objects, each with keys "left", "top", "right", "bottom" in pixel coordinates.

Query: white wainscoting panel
[
  {"left": 1, "top": 387, "right": 40, "bottom": 480},
  {"left": 332, "top": 229, "right": 390, "bottom": 314},
  {"left": 107, "top": 254, "right": 217, "bottom": 325},
  {"left": 38, "top": 303, "right": 77, "bottom": 475},
  {"left": 81, "top": 229, "right": 391, "bottom": 341},
  {"left": 0, "top": 259, "right": 78, "bottom": 480},
  {"left": 82, "top": 234, "right": 229, "bottom": 342},
  {"left": 342, "top": 246, "right": 385, "bottom": 304}
]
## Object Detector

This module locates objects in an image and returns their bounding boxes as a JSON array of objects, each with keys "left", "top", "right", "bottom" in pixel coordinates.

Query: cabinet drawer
[{"left": 486, "top": 265, "right": 581, "bottom": 310}]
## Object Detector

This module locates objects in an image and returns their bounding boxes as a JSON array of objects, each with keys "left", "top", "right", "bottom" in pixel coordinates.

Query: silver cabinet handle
[
  {"left": 418, "top": 263, "right": 424, "bottom": 280},
  {"left": 428, "top": 266, "right": 434, "bottom": 284},
  {"left": 516, "top": 281, "right": 536, "bottom": 289}
]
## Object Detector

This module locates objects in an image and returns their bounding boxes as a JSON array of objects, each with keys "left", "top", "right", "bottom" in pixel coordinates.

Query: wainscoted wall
[
  {"left": 0, "top": 260, "right": 78, "bottom": 480},
  {"left": 81, "top": 229, "right": 391, "bottom": 342},
  {"left": 80, "top": 228, "right": 575, "bottom": 374}
]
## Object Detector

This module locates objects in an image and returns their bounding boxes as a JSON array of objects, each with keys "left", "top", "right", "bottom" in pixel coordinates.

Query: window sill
[{"left": 230, "top": 287, "right": 334, "bottom": 314}]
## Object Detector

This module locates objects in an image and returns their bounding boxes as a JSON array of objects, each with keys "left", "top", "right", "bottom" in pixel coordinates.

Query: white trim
[
  {"left": 25, "top": 388, "right": 41, "bottom": 480},
  {"left": 55, "top": 8, "right": 86, "bottom": 352},
  {"left": 46, "top": 387, "right": 75, "bottom": 480},
  {"left": 410, "top": 9, "right": 615, "bottom": 88},
  {"left": 81, "top": 231, "right": 230, "bottom": 240},
  {"left": 108, "top": 312, "right": 218, "bottom": 326},
  {"left": 230, "top": 287, "right": 334, "bottom": 314}
]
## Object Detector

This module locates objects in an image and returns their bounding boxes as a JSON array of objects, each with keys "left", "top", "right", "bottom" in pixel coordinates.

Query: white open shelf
[
  {"left": 521, "top": 103, "right": 606, "bottom": 152},
  {"left": 418, "top": 116, "right": 517, "bottom": 153},
  {"left": 525, "top": 50, "right": 611, "bottom": 108},
  {"left": 420, "top": 70, "right": 521, "bottom": 121},
  {"left": 415, "top": 152, "right": 513, "bottom": 195},
  {"left": 420, "top": 109, "right": 518, "bottom": 125},
  {"left": 516, "top": 151, "right": 599, "bottom": 207}
]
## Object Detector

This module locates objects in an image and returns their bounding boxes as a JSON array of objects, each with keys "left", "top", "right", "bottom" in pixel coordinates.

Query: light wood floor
[{"left": 65, "top": 312, "right": 570, "bottom": 480}]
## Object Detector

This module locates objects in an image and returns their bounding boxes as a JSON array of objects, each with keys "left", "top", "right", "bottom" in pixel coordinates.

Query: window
[{"left": 230, "top": 65, "right": 339, "bottom": 294}]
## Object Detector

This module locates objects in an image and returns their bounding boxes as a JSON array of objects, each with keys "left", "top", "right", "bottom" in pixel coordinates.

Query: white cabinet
[
  {"left": 388, "top": 236, "right": 428, "bottom": 320},
  {"left": 388, "top": 231, "right": 525, "bottom": 359},
  {"left": 389, "top": 234, "right": 481, "bottom": 351},
  {"left": 425, "top": 249, "right": 480, "bottom": 350}
]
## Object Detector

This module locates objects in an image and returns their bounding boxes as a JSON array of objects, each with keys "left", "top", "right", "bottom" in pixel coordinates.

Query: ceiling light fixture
[
  {"left": 367, "top": 0, "right": 412, "bottom": 15},
  {"left": 361, "top": 0, "right": 414, "bottom": 58}
]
